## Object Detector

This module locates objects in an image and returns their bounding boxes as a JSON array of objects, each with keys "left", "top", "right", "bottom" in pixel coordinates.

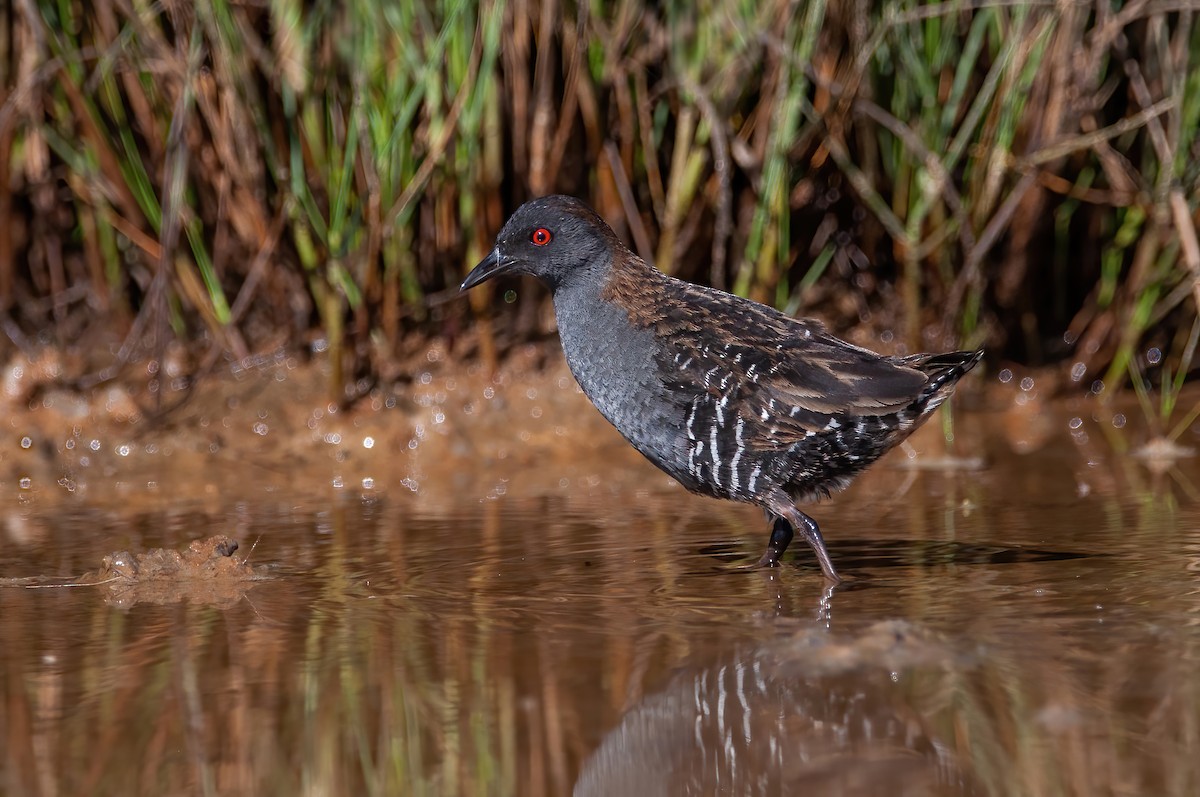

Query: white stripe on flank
[
  {"left": 729, "top": 416, "right": 745, "bottom": 492},
  {"left": 710, "top": 423, "right": 722, "bottom": 487}
]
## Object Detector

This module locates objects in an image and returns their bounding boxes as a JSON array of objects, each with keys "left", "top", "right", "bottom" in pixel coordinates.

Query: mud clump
[{"left": 77, "top": 535, "right": 269, "bottom": 608}]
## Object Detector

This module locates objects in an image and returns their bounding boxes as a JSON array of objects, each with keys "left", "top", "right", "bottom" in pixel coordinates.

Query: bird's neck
[{"left": 551, "top": 253, "right": 661, "bottom": 420}]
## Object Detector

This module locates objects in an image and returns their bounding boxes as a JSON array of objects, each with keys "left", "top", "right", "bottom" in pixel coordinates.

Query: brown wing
[{"left": 650, "top": 280, "right": 928, "bottom": 443}]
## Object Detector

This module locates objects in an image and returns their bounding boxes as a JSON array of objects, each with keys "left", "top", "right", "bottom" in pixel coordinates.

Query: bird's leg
[
  {"left": 755, "top": 517, "right": 794, "bottom": 568},
  {"left": 759, "top": 496, "right": 842, "bottom": 583},
  {"left": 788, "top": 508, "right": 841, "bottom": 584}
]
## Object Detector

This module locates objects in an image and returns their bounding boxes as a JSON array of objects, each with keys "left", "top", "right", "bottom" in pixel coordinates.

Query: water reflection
[{"left": 575, "top": 621, "right": 977, "bottom": 797}]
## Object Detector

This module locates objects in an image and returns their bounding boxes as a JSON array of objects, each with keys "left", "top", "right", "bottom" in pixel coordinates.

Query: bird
[{"left": 461, "top": 195, "right": 983, "bottom": 582}]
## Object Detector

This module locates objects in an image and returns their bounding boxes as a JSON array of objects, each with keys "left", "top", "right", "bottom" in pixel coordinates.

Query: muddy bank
[{"left": 1, "top": 344, "right": 645, "bottom": 513}]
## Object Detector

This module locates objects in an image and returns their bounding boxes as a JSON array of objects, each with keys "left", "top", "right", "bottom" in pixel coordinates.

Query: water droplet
[
  {"left": 117, "top": 444, "right": 131, "bottom": 456},
  {"left": 1090, "top": 379, "right": 1105, "bottom": 395},
  {"left": 1069, "top": 417, "right": 1083, "bottom": 430},
  {"left": 1112, "top": 413, "right": 1126, "bottom": 429},
  {"left": 1146, "top": 347, "right": 1162, "bottom": 365},
  {"left": 1019, "top": 376, "right": 1034, "bottom": 392},
  {"left": 419, "top": 372, "right": 433, "bottom": 385},
  {"left": 998, "top": 368, "right": 1013, "bottom": 384},
  {"left": 312, "top": 338, "right": 329, "bottom": 353},
  {"left": 361, "top": 477, "right": 375, "bottom": 489},
  {"left": 253, "top": 422, "right": 268, "bottom": 436},
  {"left": 1070, "top": 362, "right": 1086, "bottom": 381},
  {"left": 323, "top": 433, "right": 342, "bottom": 445},
  {"left": 531, "top": 407, "right": 543, "bottom": 419},
  {"left": 332, "top": 477, "right": 344, "bottom": 488},
  {"left": 20, "top": 436, "right": 31, "bottom": 449},
  {"left": 89, "top": 439, "right": 101, "bottom": 451},
  {"left": 526, "top": 388, "right": 538, "bottom": 400},
  {"left": 363, "top": 436, "right": 375, "bottom": 449},
  {"left": 433, "top": 411, "right": 445, "bottom": 425},
  {"left": 18, "top": 477, "right": 31, "bottom": 489},
  {"left": 65, "top": 438, "right": 75, "bottom": 450},
  {"left": 407, "top": 438, "right": 419, "bottom": 450},
  {"left": 483, "top": 387, "right": 495, "bottom": 400},
  {"left": 1063, "top": 330, "right": 1077, "bottom": 345}
]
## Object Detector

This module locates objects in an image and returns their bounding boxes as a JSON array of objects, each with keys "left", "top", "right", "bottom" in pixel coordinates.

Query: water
[{"left": 2, "top": 389, "right": 1200, "bottom": 796}]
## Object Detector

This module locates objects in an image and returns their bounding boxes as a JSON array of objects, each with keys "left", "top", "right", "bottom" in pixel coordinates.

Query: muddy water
[{"left": 2, "top": 355, "right": 1199, "bottom": 796}]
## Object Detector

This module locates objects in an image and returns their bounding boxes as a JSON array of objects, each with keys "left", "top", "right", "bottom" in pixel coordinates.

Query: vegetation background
[{"left": 1, "top": 0, "right": 1197, "bottom": 408}]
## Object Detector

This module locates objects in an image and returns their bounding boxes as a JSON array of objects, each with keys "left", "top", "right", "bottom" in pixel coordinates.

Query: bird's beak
[{"left": 460, "top": 247, "right": 505, "bottom": 292}]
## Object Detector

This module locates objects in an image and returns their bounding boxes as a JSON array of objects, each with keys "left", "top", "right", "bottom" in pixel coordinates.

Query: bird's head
[{"left": 460, "top": 195, "right": 620, "bottom": 294}]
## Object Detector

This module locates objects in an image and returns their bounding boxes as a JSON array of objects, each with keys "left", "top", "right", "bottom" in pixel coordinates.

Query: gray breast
[{"left": 553, "top": 292, "right": 680, "bottom": 471}]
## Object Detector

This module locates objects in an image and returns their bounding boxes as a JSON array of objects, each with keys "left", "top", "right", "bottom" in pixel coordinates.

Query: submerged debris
[
  {"left": 1133, "top": 436, "right": 1196, "bottom": 474},
  {"left": 75, "top": 535, "right": 270, "bottom": 608}
]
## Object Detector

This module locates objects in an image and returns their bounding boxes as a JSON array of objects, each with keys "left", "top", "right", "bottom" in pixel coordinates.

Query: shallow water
[{"left": 3, "top": 376, "right": 1200, "bottom": 796}]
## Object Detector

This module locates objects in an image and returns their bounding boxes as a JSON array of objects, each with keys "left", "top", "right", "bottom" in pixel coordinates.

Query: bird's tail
[{"left": 904, "top": 349, "right": 984, "bottom": 411}]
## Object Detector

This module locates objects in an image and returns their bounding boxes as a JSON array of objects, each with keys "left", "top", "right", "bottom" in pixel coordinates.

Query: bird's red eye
[{"left": 531, "top": 227, "right": 552, "bottom": 246}]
